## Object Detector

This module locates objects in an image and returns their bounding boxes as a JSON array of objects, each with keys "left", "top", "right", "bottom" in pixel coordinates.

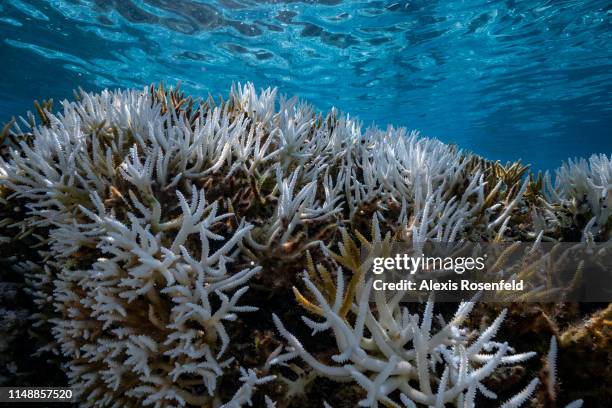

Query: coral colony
[{"left": 0, "top": 83, "right": 609, "bottom": 407}]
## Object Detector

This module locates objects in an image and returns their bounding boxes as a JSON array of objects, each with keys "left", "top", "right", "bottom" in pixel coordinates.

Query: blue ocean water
[{"left": 0, "top": 0, "right": 610, "bottom": 171}]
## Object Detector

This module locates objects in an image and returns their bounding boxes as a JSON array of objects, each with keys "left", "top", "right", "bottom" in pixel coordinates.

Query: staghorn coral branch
[{"left": 0, "top": 82, "right": 605, "bottom": 407}]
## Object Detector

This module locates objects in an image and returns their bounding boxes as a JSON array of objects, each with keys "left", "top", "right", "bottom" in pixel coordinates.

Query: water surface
[{"left": 1, "top": 0, "right": 610, "bottom": 170}]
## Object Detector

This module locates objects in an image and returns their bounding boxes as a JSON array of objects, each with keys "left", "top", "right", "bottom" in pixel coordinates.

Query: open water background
[{"left": 1, "top": 0, "right": 610, "bottom": 170}]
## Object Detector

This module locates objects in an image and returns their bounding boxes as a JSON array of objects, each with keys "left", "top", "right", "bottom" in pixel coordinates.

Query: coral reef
[
  {"left": 0, "top": 83, "right": 609, "bottom": 407},
  {"left": 274, "top": 258, "right": 537, "bottom": 406}
]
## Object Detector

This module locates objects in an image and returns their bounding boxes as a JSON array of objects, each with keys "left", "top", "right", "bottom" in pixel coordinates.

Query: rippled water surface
[{"left": 1, "top": 0, "right": 610, "bottom": 169}]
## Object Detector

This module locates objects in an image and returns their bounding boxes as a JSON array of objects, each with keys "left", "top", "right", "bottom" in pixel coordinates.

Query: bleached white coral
[
  {"left": 0, "top": 88, "right": 265, "bottom": 405},
  {"left": 499, "top": 378, "right": 539, "bottom": 408},
  {"left": 0, "top": 82, "right": 600, "bottom": 406},
  {"left": 545, "top": 336, "right": 584, "bottom": 408},
  {"left": 563, "top": 400, "right": 584, "bottom": 408},
  {"left": 51, "top": 187, "right": 260, "bottom": 406},
  {"left": 547, "top": 335, "right": 558, "bottom": 399},
  {"left": 545, "top": 154, "right": 612, "bottom": 241},
  {"left": 218, "top": 368, "right": 275, "bottom": 408},
  {"left": 272, "top": 267, "right": 538, "bottom": 407}
]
